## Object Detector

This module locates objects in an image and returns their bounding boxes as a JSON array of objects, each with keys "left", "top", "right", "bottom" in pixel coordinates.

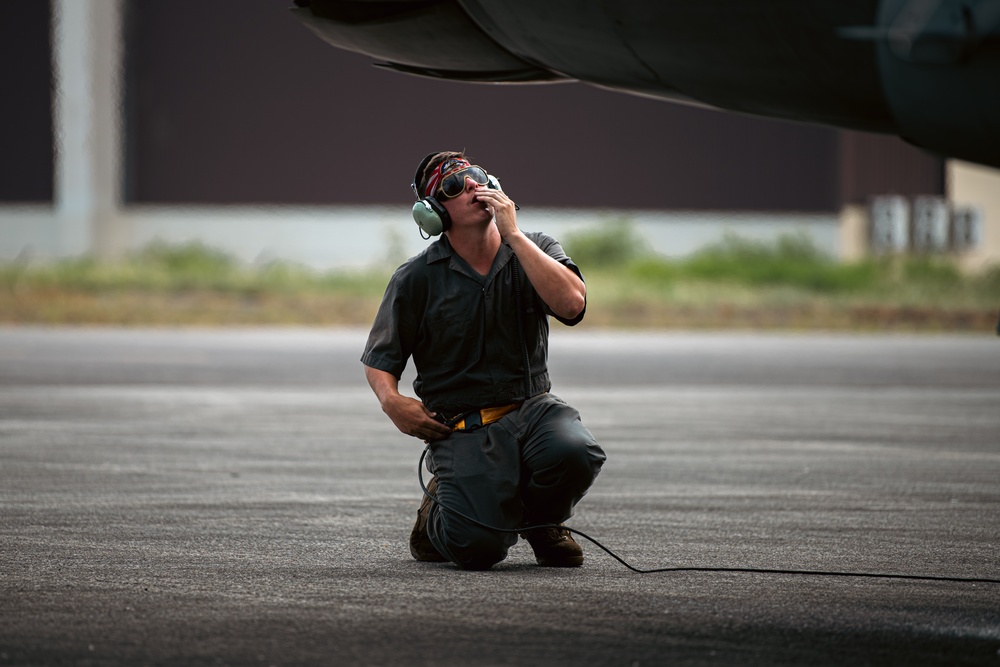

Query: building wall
[
  {"left": 0, "top": 1, "right": 53, "bottom": 203},
  {"left": 838, "top": 131, "right": 945, "bottom": 205}
]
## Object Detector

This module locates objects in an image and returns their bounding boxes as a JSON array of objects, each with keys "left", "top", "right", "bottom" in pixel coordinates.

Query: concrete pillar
[
  {"left": 948, "top": 161, "right": 1000, "bottom": 272},
  {"left": 52, "top": 0, "right": 125, "bottom": 258},
  {"left": 837, "top": 204, "right": 869, "bottom": 262}
]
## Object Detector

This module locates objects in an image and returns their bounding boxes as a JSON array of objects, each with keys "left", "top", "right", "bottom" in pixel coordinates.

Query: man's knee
[
  {"left": 433, "top": 521, "right": 510, "bottom": 570},
  {"left": 548, "top": 426, "right": 606, "bottom": 486},
  {"left": 576, "top": 431, "right": 605, "bottom": 471}
]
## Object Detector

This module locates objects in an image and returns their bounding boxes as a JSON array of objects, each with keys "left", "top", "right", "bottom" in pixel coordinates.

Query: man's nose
[{"left": 464, "top": 176, "right": 480, "bottom": 191}]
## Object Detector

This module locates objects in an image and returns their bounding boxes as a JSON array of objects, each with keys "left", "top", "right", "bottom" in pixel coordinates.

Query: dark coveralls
[{"left": 361, "top": 232, "right": 606, "bottom": 569}]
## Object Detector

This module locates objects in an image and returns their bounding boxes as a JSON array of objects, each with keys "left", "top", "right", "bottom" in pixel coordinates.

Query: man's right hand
[
  {"left": 382, "top": 393, "right": 453, "bottom": 442},
  {"left": 364, "top": 365, "right": 452, "bottom": 442}
]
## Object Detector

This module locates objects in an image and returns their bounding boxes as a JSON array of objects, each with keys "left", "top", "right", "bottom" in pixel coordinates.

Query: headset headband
[{"left": 411, "top": 152, "right": 438, "bottom": 200}]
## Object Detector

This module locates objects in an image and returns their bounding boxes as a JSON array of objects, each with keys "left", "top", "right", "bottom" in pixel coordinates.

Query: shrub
[
  {"left": 562, "top": 219, "right": 648, "bottom": 268},
  {"left": 676, "top": 233, "right": 876, "bottom": 292}
]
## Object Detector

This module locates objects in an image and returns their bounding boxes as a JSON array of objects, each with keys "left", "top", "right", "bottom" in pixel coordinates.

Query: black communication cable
[
  {"left": 417, "top": 446, "right": 1000, "bottom": 585},
  {"left": 511, "top": 255, "right": 532, "bottom": 400}
]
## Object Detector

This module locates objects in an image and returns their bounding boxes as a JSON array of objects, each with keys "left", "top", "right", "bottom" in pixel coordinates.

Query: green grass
[
  {"left": 562, "top": 223, "right": 999, "bottom": 305},
  {"left": 0, "top": 240, "right": 392, "bottom": 296},
  {"left": 1, "top": 232, "right": 997, "bottom": 330}
]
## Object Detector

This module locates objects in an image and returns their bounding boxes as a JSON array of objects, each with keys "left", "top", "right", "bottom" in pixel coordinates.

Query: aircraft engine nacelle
[{"left": 292, "top": 0, "right": 1000, "bottom": 168}]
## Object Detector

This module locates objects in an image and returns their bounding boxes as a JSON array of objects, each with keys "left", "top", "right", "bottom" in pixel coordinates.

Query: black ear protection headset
[
  {"left": 411, "top": 152, "right": 451, "bottom": 238},
  {"left": 410, "top": 152, "right": 516, "bottom": 238}
]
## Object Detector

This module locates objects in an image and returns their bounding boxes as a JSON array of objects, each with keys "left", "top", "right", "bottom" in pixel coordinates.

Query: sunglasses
[{"left": 437, "top": 163, "right": 489, "bottom": 199}]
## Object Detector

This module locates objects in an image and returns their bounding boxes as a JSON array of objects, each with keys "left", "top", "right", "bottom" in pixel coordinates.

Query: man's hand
[
  {"left": 365, "top": 365, "right": 452, "bottom": 442},
  {"left": 474, "top": 186, "right": 518, "bottom": 240},
  {"left": 381, "top": 393, "right": 453, "bottom": 442}
]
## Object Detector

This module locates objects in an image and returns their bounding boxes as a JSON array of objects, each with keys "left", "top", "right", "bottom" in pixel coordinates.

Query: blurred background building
[{"left": 2, "top": 0, "right": 997, "bottom": 270}]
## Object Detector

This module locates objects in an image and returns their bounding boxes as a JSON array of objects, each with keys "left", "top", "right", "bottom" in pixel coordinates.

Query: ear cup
[{"left": 411, "top": 196, "right": 450, "bottom": 236}]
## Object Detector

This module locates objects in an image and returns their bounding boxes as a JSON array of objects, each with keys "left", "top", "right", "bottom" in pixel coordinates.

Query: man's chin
[
  {"left": 470, "top": 210, "right": 495, "bottom": 224},
  {"left": 448, "top": 205, "right": 494, "bottom": 228}
]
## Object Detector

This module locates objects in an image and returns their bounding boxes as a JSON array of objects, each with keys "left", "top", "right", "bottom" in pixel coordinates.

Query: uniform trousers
[{"left": 424, "top": 392, "right": 606, "bottom": 570}]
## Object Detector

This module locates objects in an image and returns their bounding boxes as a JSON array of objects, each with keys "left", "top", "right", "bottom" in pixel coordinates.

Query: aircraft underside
[{"left": 291, "top": 0, "right": 1000, "bottom": 168}]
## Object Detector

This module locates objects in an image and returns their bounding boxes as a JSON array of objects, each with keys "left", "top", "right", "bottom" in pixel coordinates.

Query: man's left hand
[{"left": 474, "top": 187, "right": 518, "bottom": 239}]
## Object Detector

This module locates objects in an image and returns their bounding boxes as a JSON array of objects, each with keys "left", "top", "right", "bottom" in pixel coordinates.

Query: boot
[
  {"left": 409, "top": 476, "right": 448, "bottom": 562},
  {"left": 520, "top": 524, "right": 584, "bottom": 567}
]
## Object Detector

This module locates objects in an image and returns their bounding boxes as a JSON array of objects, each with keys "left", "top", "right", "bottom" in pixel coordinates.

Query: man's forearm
[
  {"left": 364, "top": 365, "right": 400, "bottom": 408},
  {"left": 506, "top": 231, "right": 586, "bottom": 320}
]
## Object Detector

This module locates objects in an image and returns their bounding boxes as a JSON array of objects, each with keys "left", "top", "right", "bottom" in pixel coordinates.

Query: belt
[{"left": 446, "top": 401, "right": 522, "bottom": 431}]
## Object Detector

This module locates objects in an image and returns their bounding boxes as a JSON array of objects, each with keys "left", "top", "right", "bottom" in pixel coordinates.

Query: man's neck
[{"left": 446, "top": 224, "right": 502, "bottom": 276}]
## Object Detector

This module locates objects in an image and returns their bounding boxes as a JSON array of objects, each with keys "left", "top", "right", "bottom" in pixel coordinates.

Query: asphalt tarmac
[{"left": 2, "top": 327, "right": 999, "bottom": 666}]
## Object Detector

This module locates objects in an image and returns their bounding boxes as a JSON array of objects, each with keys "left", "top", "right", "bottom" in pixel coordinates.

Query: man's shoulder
[
  {"left": 524, "top": 230, "right": 558, "bottom": 245},
  {"left": 520, "top": 230, "right": 571, "bottom": 260},
  {"left": 387, "top": 238, "right": 449, "bottom": 284},
  {"left": 522, "top": 230, "right": 564, "bottom": 253}
]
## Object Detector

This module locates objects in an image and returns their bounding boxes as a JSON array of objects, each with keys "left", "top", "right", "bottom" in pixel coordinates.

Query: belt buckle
[
  {"left": 449, "top": 401, "right": 521, "bottom": 431},
  {"left": 463, "top": 411, "right": 483, "bottom": 429}
]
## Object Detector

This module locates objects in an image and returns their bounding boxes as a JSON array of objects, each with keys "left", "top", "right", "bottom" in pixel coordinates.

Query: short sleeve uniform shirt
[{"left": 361, "top": 232, "right": 585, "bottom": 415}]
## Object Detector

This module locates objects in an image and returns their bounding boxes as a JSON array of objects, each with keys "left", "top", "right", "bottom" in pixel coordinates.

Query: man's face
[{"left": 440, "top": 171, "right": 493, "bottom": 228}]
